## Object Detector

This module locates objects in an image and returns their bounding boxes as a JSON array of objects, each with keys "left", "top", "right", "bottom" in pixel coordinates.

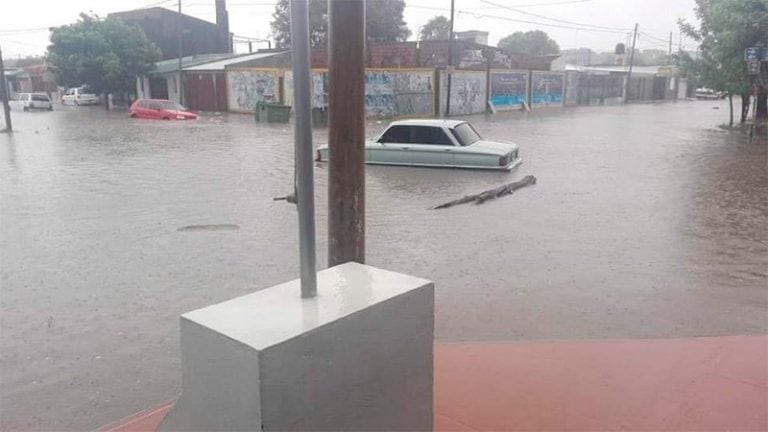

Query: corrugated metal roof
[
  {"left": 184, "top": 51, "right": 287, "bottom": 71},
  {"left": 151, "top": 54, "right": 236, "bottom": 75}
]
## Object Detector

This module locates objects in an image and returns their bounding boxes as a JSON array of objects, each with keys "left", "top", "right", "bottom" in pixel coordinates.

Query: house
[
  {"left": 109, "top": 0, "right": 231, "bottom": 60},
  {"left": 137, "top": 50, "right": 290, "bottom": 111}
]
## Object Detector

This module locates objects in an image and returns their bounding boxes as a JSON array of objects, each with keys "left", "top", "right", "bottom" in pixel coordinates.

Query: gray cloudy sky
[{"left": 0, "top": 0, "right": 698, "bottom": 58}]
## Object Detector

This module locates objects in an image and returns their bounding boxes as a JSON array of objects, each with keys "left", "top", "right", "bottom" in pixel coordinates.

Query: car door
[
  {"left": 408, "top": 126, "right": 456, "bottom": 166},
  {"left": 369, "top": 125, "right": 415, "bottom": 165},
  {"left": 62, "top": 89, "right": 72, "bottom": 105}
]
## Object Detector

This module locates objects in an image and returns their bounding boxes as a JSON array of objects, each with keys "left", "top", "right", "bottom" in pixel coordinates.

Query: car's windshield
[
  {"left": 451, "top": 123, "right": 482, "bottom": 146},
  {"left": 79, "top": 86, "right": 94, "bottom": 95},
  {"left": 31, "top": 94, "right": 50, "bottom": 102},
  {"left": 158, "top": 101, "right": 186, "bottom": 111}
]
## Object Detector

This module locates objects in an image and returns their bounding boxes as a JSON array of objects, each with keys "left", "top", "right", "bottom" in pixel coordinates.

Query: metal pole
[
  {"left": 328, "top": 0, "right": 365, "bottom": 266},
  {"left": 290, "top": 0, "right": 318, "bottom": 298},
  {"left": 444, "top": 0, "right": 455, "bottom": 117},
  {"left": 625, "top": 23, "right": 638, "bottom": 103},
  {"left": 0, "top": 45, "right": 12, "bottom": 133},
  {"left": 178, "top": 0, "right": 184, "bottom": 105},
  {"left": 668, "top": 31, "right": 673, "bottom": 63}
]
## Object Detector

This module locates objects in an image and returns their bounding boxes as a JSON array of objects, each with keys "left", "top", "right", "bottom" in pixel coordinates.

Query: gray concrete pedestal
[{"left": 161, "top": 262, "right": 434, "bottom": 431}]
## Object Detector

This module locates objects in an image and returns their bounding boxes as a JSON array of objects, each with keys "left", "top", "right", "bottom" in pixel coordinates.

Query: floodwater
[{"left": 1, "top": 101, "right": 766, "bottom": 430}]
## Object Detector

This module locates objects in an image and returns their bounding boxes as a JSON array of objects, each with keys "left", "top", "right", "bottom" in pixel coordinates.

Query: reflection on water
[{"left": 1, "top": 101, "right": 766, "bottom": 430}]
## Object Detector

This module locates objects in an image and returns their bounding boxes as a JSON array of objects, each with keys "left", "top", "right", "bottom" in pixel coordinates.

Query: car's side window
[
  {"left": 138, "top": 100, "right": 149, "bottom": 108},
  {"left": 148, "top": 102, "right": 161, "bottom": 110},
  {"left": 379, "top": 126, "right": 412, "bottom": 143},
  {"left": 412, "top": 127, "right": 454, "bottom": 146}
]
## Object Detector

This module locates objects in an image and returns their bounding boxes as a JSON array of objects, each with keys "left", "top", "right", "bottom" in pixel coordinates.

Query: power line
[
  {"left": 408, "top": 4, "right": 627, "bottom": 34},
  {"left": 140, "top": 0, "right": 176, "bottom": 9},
  {"left": 456, "top": 10, "right": 630, "bottom": 34},
  {"left": 0, "top": 27, "right": 51, "bottom": 35},
  {"left": 639, "top": 32, "right": 671, "bottom": 44},
  {"left": 479, "top": 0, "right": 632, "bottom": 31}
]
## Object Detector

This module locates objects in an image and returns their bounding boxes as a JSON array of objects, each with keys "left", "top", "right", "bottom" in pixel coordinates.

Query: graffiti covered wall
[
  {"left": 366, "top": 69, "right": 434, "bottom": 118},
  {"left": 283, "top": 70, "right": 328, "bottom": 109},
  {"left": 490, "top": 70, "right": 528, "bottom": 110},
  {"left": 531, "top": 72, "right": 565, "bottom": 108},
  {"left": 440, "top": 70, "right": 487, "bottom": 115},
  {"left": 226, "top": 69, "right": 279, "bottom": 112},
  {"left": 283, "top": 68, "right": 433, "bottom": 118}
]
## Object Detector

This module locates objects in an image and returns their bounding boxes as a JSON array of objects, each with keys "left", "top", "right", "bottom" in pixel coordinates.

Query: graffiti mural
[
  {"left": 226, "top": 69, "right": 278, "bottom": 112},
  {"left": 392, "top": 71, "right": 434, "bottom": 117},
  {"left": 531, "top": 72, "right": 565, "bottom": 107},
  {"left": 364, "top": 71, "right": 395, "bottom": 117},
  {"left": 441, "top": 71, "right": 486, "bottom": 115},
  {"left": 490, "top": 71, "right": 528, "bottom": 110},
  {"left": 282, "top": 70, "right": 327, "bottom": 109}
]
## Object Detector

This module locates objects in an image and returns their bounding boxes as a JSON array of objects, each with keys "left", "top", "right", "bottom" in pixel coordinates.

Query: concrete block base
[{"left": 160, "top": 262, "right": 434, "bottom": 431}]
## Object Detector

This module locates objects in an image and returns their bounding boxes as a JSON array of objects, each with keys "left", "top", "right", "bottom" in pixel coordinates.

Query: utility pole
[
  {"left": 177, "top": 0, "right": 184, "bottom": 106},
  {"left": 625, "top": 23, "right": 638, "bottom": 103},
  {"left": 289, "top": 0, "right": 317, "bottom": 297},
  {"left": 444, "top": 0, "right": 455, "bottom": 117},
  {"left": 328, "top": 0, "right": 366, "bottom": 267},
  {"left": 668, "top": 31, "right": 673, "bottom": 63},
  {"left": 0, "top": 45, "right": 12, "bottom": 133}
]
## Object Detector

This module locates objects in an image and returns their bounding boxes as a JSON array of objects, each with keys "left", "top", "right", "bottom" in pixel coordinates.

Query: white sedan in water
[{"left": 316, "top": 119, "right": 523, "bottom": 171}]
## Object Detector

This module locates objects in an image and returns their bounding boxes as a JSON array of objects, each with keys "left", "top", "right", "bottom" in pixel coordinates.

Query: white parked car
[
  {"left": 9, "top": 92, "right": 53, "bottom": 111},
  {"left": 316, "top": 119, "right": 523, "bottom": 171},
  {"left": 62, "top": 86, "right": 99, "bottom": 106}
]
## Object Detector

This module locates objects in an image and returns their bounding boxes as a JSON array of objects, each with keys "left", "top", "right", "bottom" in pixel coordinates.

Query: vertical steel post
[
  {"left": 444, "top": 0, "right": 455, "bottom": 117},
  {"left": 178, "top": 0, "right": 184, "bottom": 105},
  {"left": 0, "top": 45, "right": 12, "bottom": 133},
  {"left": 625, "top": 23, "right": 639, "bottom": 103},
  {"left": 290, "top": 0, "right": 318, "bottom": 298},
  {"left": 328, "top": 0, "right": 365, "bottom": 267}
]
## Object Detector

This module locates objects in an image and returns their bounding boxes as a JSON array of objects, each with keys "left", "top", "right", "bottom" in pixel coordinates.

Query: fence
[
  {"left": 222, "top": 67, "right": 681, "bottom": 117},
  {"left": 282, "top": 68, "right": 436, "bottom": 119}
]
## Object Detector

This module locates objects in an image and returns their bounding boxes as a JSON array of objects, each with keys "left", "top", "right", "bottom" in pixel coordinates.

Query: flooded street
[{"left": 1, "top": 101, "right": 766, "bottom": 430}]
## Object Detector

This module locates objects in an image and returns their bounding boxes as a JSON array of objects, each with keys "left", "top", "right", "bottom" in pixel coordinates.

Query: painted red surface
[{"left": 102, "top": 335, "right": 768, "bottom": 432}]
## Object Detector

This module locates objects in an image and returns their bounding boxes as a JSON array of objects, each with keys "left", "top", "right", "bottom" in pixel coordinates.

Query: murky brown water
[{"left": 1, "top": 101, "right": 766, "bottom": 430}]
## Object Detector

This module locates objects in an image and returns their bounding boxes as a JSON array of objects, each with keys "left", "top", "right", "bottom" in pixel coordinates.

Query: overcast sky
[{"left": 0, "top": 0, "right": 699, "bottom": 59}]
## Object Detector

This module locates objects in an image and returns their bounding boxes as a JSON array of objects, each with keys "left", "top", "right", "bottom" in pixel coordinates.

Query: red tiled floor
[
  {"left": 103, "top": 335, "right": 768, "bottom": 432},
  {"left": 434, "top": 335, "right": 767, "bottom": 431}
]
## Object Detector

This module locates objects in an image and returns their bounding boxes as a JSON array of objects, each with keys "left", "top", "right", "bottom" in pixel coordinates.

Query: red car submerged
[{"left": 129, "top": 99, "right": 198, "bottom": 120}]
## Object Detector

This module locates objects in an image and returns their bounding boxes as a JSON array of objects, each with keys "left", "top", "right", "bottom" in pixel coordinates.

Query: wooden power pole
[
  {"left": 0, "top": 45, "right": 12, "bottom": 133},
  {"left": 328, "top": 0, "right": 366, "bottom": 266}
]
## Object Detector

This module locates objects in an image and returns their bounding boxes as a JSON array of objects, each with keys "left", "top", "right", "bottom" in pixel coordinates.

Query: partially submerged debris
[
  {"left": 432, "top": 175, "right": 537, "bottom": 209},
  {"left": 177, "top": 224, "right": 240, "bottom": 232}
]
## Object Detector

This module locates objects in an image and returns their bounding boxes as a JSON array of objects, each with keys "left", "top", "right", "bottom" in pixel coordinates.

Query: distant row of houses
[{"left": 2, "top": 0, "right": 694, "bottom": 117}]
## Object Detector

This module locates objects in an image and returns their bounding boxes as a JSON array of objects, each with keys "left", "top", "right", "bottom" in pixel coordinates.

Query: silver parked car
[
  {"left": 316, "top": 119, "right": 523, "bottom": 171},
  {"left": 9, "top": 92, "right": 53, "bottom": 111},
  {"left": 62, "top": 86, "right": 99, "bottom": 106}
]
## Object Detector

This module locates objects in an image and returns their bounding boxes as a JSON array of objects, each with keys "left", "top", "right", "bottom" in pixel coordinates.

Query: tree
[
  {"left": 498, "top": 30, "right": 560, "bottom": 56},
  {"left": 270, "top": 0, "right": 410, "bottom": 48},
  {"left": 420, "top": 15, "right": 451, "bottom": 41},
  {"left": 678, "top": 0, "right": 768, "bottom": 126},
  {"left": 47, "top": 13, "right": 160, "bottom": 96}
]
